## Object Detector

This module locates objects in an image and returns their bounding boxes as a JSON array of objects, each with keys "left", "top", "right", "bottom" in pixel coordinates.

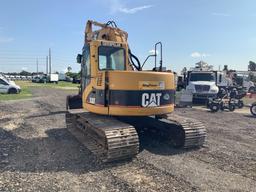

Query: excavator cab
[{"left": 72, "top": 20, "right": 176, "bottom": 116}]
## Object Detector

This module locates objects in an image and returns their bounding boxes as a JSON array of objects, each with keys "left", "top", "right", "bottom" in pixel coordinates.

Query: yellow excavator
[{"left": 66, "top": 20, "right": 206, "bottom": 162}]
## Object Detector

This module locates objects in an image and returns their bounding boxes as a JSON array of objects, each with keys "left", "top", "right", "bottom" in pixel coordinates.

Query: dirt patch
[{"left": 0, "top": 88, "right": 255, "bottom": 191}]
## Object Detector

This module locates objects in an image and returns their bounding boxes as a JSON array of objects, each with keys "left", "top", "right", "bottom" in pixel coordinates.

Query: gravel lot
[{"left": 0, "top": 88, "right": 256, "bottom": 192}]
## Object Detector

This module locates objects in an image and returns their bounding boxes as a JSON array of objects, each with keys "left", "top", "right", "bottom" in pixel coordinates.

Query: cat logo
[{"left": 142, "top": 93, "right": 162, "bottom": 107}]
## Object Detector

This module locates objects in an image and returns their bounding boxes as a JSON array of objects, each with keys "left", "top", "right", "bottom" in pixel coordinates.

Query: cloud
[
  {"left": 109, "top": 0, "right": 153, "bottom": 14},
  {"left": 149, "top": 49, "right": 158, "bottom": 55},
  {"left": 119, "top": 5, "right": 153, "bottom": 14},
  {"left": 22, "top": 67, "right": 28, "bottom": 71},
  {"left": 212, "top": 12, "right": 231, "bottom": 17},
  {"left": 191, "top": 52, "right": 210, "bottom": 58},
  {"left": 191, "top": 52, "right": 201, "bottom": 58},
  {"left": 0, "top": 36, "right": 14, "bottom": 43}
]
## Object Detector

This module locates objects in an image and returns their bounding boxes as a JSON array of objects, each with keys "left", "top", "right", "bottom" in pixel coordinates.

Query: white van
[{"left": 0, "top": 76, "right": 21, "bottom": 94}]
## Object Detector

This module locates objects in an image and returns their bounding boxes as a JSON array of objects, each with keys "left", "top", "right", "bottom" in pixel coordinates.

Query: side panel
[
  {"left": 108, "top": 71, "right": 175, "bottom": 91},
  {"left": 107, "top": 71, "right": 176, "bottom": 116},
  {"left": 109, "top": 90, "right": 175, "bottom": 107}
]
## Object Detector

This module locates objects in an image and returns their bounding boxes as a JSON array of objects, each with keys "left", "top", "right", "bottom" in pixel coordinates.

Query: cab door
[
  {"left": 82, "top": 42, "right": 109, "bottom": 115},
  {"left": 81, "top": 45, "right": 91, "bottom": 92}
]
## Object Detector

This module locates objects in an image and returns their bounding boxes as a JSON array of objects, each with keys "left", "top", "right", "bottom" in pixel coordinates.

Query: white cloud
[
  {"left": 0, "top": 36, "right": 14, "bottom": 43},
  {"left": 149, "top": 49, "right": 158, "bottom": 55},
  {"left": 109, "top": 0, "right": 153, "bottom": 14},
  {"left": 191, "top": 52, "right": 210, "bottom": 58},
  {"left": 212, "top": 12, "right": 231, "bottom": 17},
  {"left": 22, "top": 67, "right": 28, "bottom": 71},
  {"left": 191, "top": 52, "right": 201, "bottom": 58},
  {"left": 119, "top": 5, "right": 153, "bottom": 14}
]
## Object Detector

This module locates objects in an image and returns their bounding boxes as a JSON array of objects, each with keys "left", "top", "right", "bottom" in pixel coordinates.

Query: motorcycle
[
  {"left": 208, "top": 87, "right": 236, "bottom": 112},
  {"left": 229, "top": 87, "right": 246, "bottom": 109}
]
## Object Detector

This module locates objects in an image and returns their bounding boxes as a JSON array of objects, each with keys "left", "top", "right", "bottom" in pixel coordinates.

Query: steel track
[{"left": 66, "top": 110, "right": 139, "bottom": 162}]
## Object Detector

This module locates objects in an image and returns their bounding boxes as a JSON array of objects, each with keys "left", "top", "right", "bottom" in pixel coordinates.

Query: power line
[{"left": 0, "top": 57, "right": 46, "bottom": 60}]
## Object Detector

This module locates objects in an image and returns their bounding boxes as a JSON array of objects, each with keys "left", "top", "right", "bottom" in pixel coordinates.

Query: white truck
[
  {"left": 185, "top": 61, "right": 231, "bottom": 100},
  {"left": 49, "top": 73, "right": 59, "bottom": 83},
  {"left": 186, "top": 70, "right": 219, "bottom": 99}
]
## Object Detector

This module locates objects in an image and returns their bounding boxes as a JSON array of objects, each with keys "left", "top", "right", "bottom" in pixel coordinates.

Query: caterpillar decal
[{"left": 86, "top": 89, "right": 175, "bottom": 107}]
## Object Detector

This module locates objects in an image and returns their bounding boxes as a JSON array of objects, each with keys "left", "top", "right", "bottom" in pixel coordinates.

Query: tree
[
  {"left": 20, "top": 70, "right": 31, "bottom": 76},
  {"left": 181, "top": 67, "right": 187, "bottom": 75},
  {"left": 67, "top": 65, "right": 72, "bottom": 73},
  {"left": 248, "top": 72, "right": 256, "bottom": 83},
  {"left": 66, "top": 72, "right": 78, "bottom": 79},
  {"left": 248, "top": 61, "right": 256, "bottom": 71}
]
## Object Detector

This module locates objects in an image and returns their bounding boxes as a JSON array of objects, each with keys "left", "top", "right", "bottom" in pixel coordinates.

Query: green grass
[
  {"left": 0, "top": 81, "right": 79, "bottom": 101},
  {"left": 0, "top": 82, "right": 32, "bottom": 101},
  {"left": 16, "top": 80, "right": 79, "bottom": 89}
]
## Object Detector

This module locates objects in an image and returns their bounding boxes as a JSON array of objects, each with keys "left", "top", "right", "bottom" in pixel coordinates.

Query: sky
[{"left": 0, "top": 0, "right": 256, "bottom": 73}]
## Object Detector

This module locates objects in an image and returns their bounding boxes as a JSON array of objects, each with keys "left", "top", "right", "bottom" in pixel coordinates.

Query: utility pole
[
  {"left": 36, "top": 58, "right": 38, "bottom": 74},
  {"left": 46, "top": 56, "right": 48, "bottom": 74},
  {"left": 49, "top": 48, "right": 51, "bottom": 74}
]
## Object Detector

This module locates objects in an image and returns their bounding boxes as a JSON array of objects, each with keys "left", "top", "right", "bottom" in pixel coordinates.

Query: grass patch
[
  {"left": 0, "top": 81, "right": 79, "bottom": 101},
  {"left": 0, "top": 83, "right": 32, "bottom": 101},
  {"left": 16, "top": 81, "right": 79, "bottom": 89}
]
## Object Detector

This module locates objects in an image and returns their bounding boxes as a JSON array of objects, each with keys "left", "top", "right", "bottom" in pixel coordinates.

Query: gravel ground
[{"left": 0, "top": 88, "right": 256, "bottom": 192}]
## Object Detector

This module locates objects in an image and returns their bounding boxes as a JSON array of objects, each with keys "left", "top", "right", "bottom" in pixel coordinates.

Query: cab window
[
  {"left": 82, "top": 46, "right": 90, "bottom": 77},
  {"left": 81, "top": 46, "right": 90, "bottom": 91},
  {"left": 98, "top": 46, "right": 125, "bottom": 70}
]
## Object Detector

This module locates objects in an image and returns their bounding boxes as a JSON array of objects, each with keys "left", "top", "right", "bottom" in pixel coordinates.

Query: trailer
[{"left": 49, "top": 73, "right": 59, "bottom": 83}]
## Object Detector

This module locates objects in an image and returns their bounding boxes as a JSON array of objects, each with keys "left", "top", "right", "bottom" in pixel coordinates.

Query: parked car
[
  {"left": 72, "top": 77, "right": 80, "bottom": 84},
  {"left": 0, "top": 76, "right": 21, "bottom": 94},
  {"left": 65, "top": 76, "right": 73, "bottom": 82},
  {"left": 32, "top": 76, "right": 41, "bottom": 83}
]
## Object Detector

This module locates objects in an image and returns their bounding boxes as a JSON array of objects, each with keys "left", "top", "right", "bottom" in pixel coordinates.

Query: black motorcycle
[
  {"left": 208, "top": 87, "right": 236, "bottom": 112},
  {"left": 229, "top": 87, "right": 246, "bottom": 109}
]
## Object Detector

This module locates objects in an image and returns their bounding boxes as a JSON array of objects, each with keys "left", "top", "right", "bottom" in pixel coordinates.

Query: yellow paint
[{"left": 80, "top": 20, "right": 175, "bottom": 116}]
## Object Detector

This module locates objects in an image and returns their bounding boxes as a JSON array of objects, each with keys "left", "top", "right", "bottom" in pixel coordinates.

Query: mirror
[{"left": 76, "top": 54, "right": 82, "bottom": 64}]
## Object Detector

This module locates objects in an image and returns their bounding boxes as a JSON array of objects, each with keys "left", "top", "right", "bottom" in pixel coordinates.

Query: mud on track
[{"left": 0, "top": 88, "right": 256, "bottom": 192}]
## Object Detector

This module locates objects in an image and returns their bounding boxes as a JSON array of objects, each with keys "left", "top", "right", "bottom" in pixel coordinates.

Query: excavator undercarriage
[{"left": 66, "top": 108, "right": 206, "bottom": 162}]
